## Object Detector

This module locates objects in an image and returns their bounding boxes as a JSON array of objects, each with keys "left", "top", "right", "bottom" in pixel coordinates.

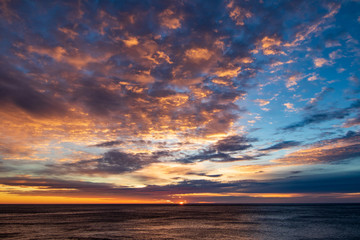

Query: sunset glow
[{"left": 0, "top": 0, "right": 359, "bottom": 204}]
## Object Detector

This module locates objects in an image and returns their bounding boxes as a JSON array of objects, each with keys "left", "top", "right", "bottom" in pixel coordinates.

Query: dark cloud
[
  {"left": 92, "top": 150, "right": 148, "bottom": 173},
  {"left": 186, "top": 172, "right": 223, "bottom": 178},
  {"left": 0, "top": 161, "right": 12, "bottom": 173},
  {"left": 276, "top": 131, "right": 360, "bottom": 164},
  {"left": 344, "top": 115, "right": 360, "bottom": 127},
  {"left": 247, "top": 171, "right": 360, "bottom": 194},
  {"left": 0, "top": 0, "right": 340, "bottom": 137},
  {"left": 0, "top": 65, "right": 66, "bottom": 117},
  {"left": 178, "top": 135, "right": 259, "bottom": 163},
  {"left": 283, "top": 100, "right": 360, "bottom": 131},
  {"left": 344, "top": 130, "right": 360, "bottom": 138},
  {"left": 91, "top": 140, "right": 124, "bottom": 148},
  {"left": 0, "top": 177, "right": 241, "bottom": 197},
  {"left": 48, "top": 149, "right": 162, "bottom": 175},
  {"left": 165, "top": 172, "right": 360, "bottom": 196},
  {"left": 303, "top": 87, "right": 334, "bottom": 111},
  {"left": 1, "top": 170, "right": 359, "bottom": 200},
  {"left": 283, "top": 109, "right": 349, "bottom": 130},
  {"left": 91, "top": 139, "right": 154, "bottom": 148},
  {"left": 180, "top": 152, "right": 257, "bottom": 164},
  {"left": 260, "top": 140, "right": 301, "bottom": 151},
  {"left": 214, "top": 135, "right": 255, "bottom": 152}
]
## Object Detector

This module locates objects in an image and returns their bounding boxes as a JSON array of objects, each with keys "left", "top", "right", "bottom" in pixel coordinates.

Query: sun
[{"left": 179, "top": 201, "right": 184, "bottom": 205}]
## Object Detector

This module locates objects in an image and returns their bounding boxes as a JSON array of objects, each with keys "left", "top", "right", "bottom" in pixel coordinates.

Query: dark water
[{"left": 0, "top": 204, "right": 360, "bottom": 240}]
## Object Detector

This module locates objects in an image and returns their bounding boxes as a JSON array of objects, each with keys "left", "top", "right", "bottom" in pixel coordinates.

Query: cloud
[
  {"left": 284, "top": 103, "right": 294, "bottom": 110},
  {"left": 344, "top": 115, "right": 360, "bottom": 127},
  {"left": 122, "top": 36, "right": 139, "bottom": 47},
  {"left": 48, "top": 150, "right": 162, "bottom": 175},
  {"left": 286, "top": 74, "right": 304, "bottom": 89},
  {"left": 0, "top": 142, "right": 33, "bottom": 158},
  {"left": 187, "top": 172, "right": 223, "bottom": 178},
  {"left": 0, "top": 65, "right": 67, "bottom": 117},
  {"left": 27, "top": 45, "right": 109, "bottom": 69},
  {"left": 314, "top": 58, "right": 330, "bottom": 68},
  {"left": 214, "top": 135, "right": 254, "bottom": 152},
  {"left": 0, "top": 0, "right": 19, "bottom": 22},
  {"left": 308, "top": 74, "right": 318, "bottom": 81},
  {"left": 159, "top": 9, "right": 182, "bottom": 29},
  {"left": 329, "top": 49, "right": 342, "bottom": 59},
  {"left": 253, "top": 36, "right": 285, "bottom": 56},
  {"left": 254, "top": 99, "right": 270, "bottom": 106},
  {"left": 260, "top": 36, "right": 284, "bottom": 55},
  {"left": 58, "top": 27, "right": 78, "bottom": 40},
  {"left": 275, "top": 131, "right": 360, "bottom": 164},
  {"left": 1, "top": 171, "right": 360, "bottom": 201},
  {"left": 261, "top": 141, "right": 301, "bottom": 152},
  {"left": 325, "top": 40, "right": 341, "bottom": 48},
  {"left": 178, "top": 135, "right": 258, "bottom": 163},
  {"left": 304, "top": 87, "right": 334, "bottom": 111},
  {"left": 289, "top": 4, "right": 340, "bottom": 45},
  {"left": 179, "top": 151, "right": 258, "bottom": 164},
  {"left": 283, "top": 100, "right": 360, "bottom": 130},
  {"left": 226, "top": 0, "right": 252, "bottom": 26},
  {"left": 185, "top": 48, "right": 212, "bottom": 62},
  {"left": 243, "top": 171, "right": 360, "bottom": 194},
  {"left": 91, "top": 141, "right": 124, "bottom": 148},
  {"left": 1, "top": 0, "right": 343, "bottom": 143},
  {"left": 349, "top": 75, "right": 359, "bottom": 84},
  {"left": 283, "top": 110, "right": 348, "bottom": 130},
  {"left": 0, "top": 0, "right": 359, "bottom": 203}
]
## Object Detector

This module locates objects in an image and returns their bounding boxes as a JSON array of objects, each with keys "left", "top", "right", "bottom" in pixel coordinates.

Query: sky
[{"left": 0, "top": 0, "right": 360, "bottom": 204}]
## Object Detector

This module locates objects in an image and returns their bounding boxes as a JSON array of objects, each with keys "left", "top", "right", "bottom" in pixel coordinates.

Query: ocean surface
[{"left": 0, "top": 204, "right": 359, "bottom": 240}]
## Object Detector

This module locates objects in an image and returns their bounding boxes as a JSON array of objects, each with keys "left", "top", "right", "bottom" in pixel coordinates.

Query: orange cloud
[
  {"left": 58, "top": 27, "right": 79, "bottom": 40},
  {"left": 275, "top": 133, "right": 360, "bottom": 164},
  {"left": 261, "top": 36, "right": 282, "bottom": 49},
  {"left": 214, "top": 66, "right": 241, "bottom": 78},
  {"left": 290, "top": 4, "right": 340, "bottom": 46},
  {"left": 253, "top": 36, "right": 285, "bottom": 56},
  {"left": 27, "top": 45, "right": 111, "bottom": 69},
  {"left": 284, "top": 102, "right": 294, "bottom": 110},
  {"left": 226, "top": 0, "right": 252, "bottom": 26},
  {"left": 185, "top": 48, "right": 212, "bottom": 62},
  {"left": 314, "top": 58, "right": 330, "bottom": 68},
  {"left": 254, "top": 99, "right": 270, "bottom": 106},
  {"left": 159, "top": 9, "right": 182, "bottom": 29},
  {"left": 286, "top": 74, "right": 304, "bottom": 88},
  {"left": 123, "top": 36, "right": 139, "bottom": 47},
  {"left": 0, "top": 0, "right": 19, "bottom": 22}
]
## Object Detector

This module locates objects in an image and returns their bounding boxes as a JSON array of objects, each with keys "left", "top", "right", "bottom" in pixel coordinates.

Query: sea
[{"left": 0, "top": 204, "right": 359, "bottom": 240}]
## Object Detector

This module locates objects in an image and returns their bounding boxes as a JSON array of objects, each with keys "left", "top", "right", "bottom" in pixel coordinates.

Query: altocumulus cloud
[{"left": 0, "top": 0, "right": 359, "bottom": 203}]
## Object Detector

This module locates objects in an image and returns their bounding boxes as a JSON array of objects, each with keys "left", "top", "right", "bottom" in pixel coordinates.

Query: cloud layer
[{"left": 0, "top": 0, "right": 359, "bottom": 203}]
